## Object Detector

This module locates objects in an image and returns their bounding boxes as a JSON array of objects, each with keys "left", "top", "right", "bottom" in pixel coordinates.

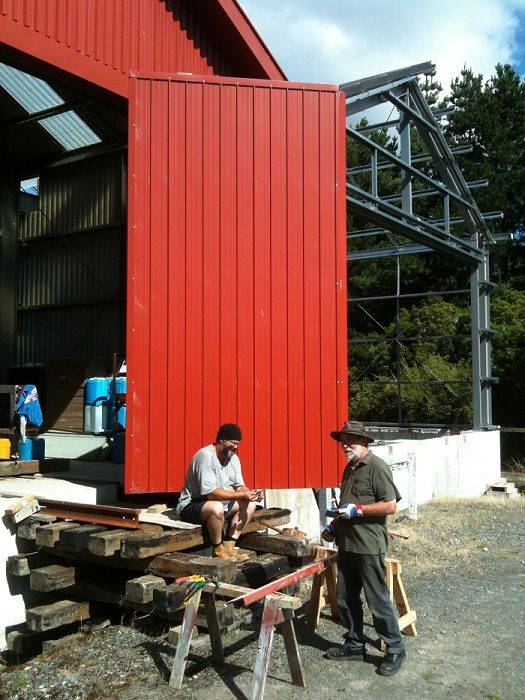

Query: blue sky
[{"left": 238, "top": 0, "right": 525, "bottom": 91}]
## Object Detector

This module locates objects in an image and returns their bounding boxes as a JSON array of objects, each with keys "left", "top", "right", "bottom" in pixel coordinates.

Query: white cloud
[{"left": 239, "top": 0, "right": 525, "bottom": 92}]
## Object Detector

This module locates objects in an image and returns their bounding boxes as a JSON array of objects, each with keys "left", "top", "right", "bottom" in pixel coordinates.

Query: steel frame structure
[{"left": 342, "top": 62, "right": 498, "bottom": 430}]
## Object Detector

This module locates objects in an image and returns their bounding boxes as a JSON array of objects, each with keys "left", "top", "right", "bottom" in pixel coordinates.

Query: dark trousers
[{"left": 336, "top": 550, "right": 404, "bottom": 654}]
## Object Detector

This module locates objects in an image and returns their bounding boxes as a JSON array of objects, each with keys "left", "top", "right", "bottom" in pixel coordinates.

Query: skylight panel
[
  {"left": 39, "top": 111, "right": 101, "bottom": 151},
  {"left": 0, "top": 62, "right": 64, "bottom": 113}
]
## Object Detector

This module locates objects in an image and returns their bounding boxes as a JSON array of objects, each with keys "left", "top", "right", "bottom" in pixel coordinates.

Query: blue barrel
[
  {"left": 113, "top": 432, "right": 125, "bottom": 464},
  {"left": 18, "top": 438, "right": 45, "bottom": 460},
  {"left": 114, "top": 377, "right": 126, "bottom": 430},
  {"left": 84, "top": 378, "right": 111, "bottom": 434}
]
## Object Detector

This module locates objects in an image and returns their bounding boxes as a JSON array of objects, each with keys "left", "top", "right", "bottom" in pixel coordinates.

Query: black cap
[{"left": 216, "top": 423, "right": 242, "bottom": 441}]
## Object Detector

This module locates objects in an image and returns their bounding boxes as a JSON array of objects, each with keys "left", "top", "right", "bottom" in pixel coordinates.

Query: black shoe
[
  {"left": 326, "top": 644, "right": 365, "bottom": 660},
  {"left": 377, "top": 649, "right": 406, "bottom": 676}
]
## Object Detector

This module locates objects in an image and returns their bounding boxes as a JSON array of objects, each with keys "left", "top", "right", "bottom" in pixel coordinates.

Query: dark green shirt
[{"left": 335, "top": 451, "right": 401, "bottom": 554}]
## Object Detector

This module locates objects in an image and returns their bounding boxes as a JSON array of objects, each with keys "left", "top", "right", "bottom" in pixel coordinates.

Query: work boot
[
  {"left": 212, "top": 542, "right": 235, "bottom": 560},
  {"left": 225, "top": 539, "right": 250, "bottom": 562},
  {"left": 377, "top": 649, "right": 407, "bottom": 676},
  {"left": 326, "top": 644, "right": 366, "bottom": 660}
]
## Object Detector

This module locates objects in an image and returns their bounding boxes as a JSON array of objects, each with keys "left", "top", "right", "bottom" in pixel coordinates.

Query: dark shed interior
[{"left": 0, "top": 54, "right": 128, "bottom": 435}]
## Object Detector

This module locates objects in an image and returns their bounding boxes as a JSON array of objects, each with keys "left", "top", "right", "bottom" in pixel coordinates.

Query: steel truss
[{"left": 342, "top": 62, "right": 500, "bottom": 430}]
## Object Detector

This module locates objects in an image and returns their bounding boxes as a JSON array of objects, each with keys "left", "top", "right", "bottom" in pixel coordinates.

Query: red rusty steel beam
[
  {"left": 228, "top": 553, "right": 337, "bottom": 607},
  {"left": 38, "top": 499, "right": 141, "bottom": 529}
]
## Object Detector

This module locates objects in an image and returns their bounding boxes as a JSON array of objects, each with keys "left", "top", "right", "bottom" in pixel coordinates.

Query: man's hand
[
  {"left": 321, "top": 523, "right": 335, "bottom": 542},
  {"left": 240, "top": 489, "right": 263, "bottom": 502},
  {"left": 338, "top": 503, "right": 363, "bottom": 519}
]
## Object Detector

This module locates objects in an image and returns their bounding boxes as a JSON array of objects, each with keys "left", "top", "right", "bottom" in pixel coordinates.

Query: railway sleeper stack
[{"left": 6, "top": 507, "right": 315, "bottom": 658}]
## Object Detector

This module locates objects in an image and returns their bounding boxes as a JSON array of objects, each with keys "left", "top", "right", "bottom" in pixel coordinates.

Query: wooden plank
[
  {"left": 325, "top": 563, "right": 339, "bottom": 618},
  {"left": 26, "top": 600, "right": 90, "bottom": 632},
  {"left": 169, "top": 588, "right": 203, "bottom": 689},
  {"left": 234, "top": 553, "right": 290, "bottom": 588},
  {"left": 88, "top": 524, "right": 163, "bottom": 556},
  {"left": 42, "top": 544, "right": 154, "bottom": 572},
  {"left": 121, "top": 530, "right": 202, "bottom": 558},
  {"left": 391, "top": 565, "right": 417, "bottom": 637},
  {"left": 35, "top": 522, "right": 80, "bottom": 547},
  {"left": 7, "top": 552, "right": 54, "bottom": 577},
  {"left": 153, "top": 582, "right": 188, "bottom": 615},
  {"left": 228, "top": 556, "right": 336, "bottom": 608},
  {"left": 4, "top": 496, "right": 39, "bottom": 523},
  {"left": 251, "top": 595, "right": 280, "bottom": 700},
  {"left": 203, "top": 591, "right": 225, "bottom": 663},
  {"left": 17, "top": 514, "right": 57, "bottom": 540},
  {"left": 125, "top": 575, "right": 167, "bottom": 604},
  {"left": 67, "top": 580, "right": 125, "bottom": 605},
  {"left": 147, "top": 551, "right": 237, "bottom": 583},
  {"left": 30, "top": 564, "right": 75, "bottom": 592},
  {"left": 397, "top": 609, "right": 417, "bottom": 631},
  {"left": 237, "top": 532, "right": 313, "bottom": 558},
  {"left": 280, "top": 613, "right": 306, "bottom": 688},
  {"left": 0, "top": 458, "right": 69, "bottom": 477},
  {"left": 59, "top": 524, "right": 107, "bottom": 551}
]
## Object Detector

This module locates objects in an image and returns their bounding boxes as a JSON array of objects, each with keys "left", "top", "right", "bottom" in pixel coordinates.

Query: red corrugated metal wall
[
  {"left": 0, "top": 1, "right": 284, "bottom": 97},
  {"left": 126, "top": 73, "right": 347, "bottom": 493}
]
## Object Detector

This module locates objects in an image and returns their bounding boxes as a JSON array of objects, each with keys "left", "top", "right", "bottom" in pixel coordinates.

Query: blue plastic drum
[
  {"left": 84, "top": 378, "right": 111, "bottom": 434},
  {"left": 110, "top": 377, "right": 127, "bottom": 431},
  {"left": 18, "top": 437, "right": 45, "bottom": 460}
]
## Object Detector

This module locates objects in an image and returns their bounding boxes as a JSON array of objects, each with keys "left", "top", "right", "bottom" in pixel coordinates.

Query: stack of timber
[
  {"left": 0, "top": 458, "right": 70, "bottom": 478},
  {"left": 486, "top": 477, "right": 520, "bottom": 499},
  {"left": 5, "top": 504, "right": 316, "bottom": 657}
]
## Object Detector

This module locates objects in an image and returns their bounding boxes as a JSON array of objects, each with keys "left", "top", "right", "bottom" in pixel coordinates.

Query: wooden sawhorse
[
  {"left": 169, "top": 556, "right": 338, "bottom": 699},
  {"left": 307, "top": 547, "right": 417, "bottom": 646}
]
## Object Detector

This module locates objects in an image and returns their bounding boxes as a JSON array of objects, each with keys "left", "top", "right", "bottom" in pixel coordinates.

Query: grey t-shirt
[{"left": 175, "top": 444, "right": 245, "bottom": 515}]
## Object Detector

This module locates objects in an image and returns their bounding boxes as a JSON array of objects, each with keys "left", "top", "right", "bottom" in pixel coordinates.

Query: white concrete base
[
  {"left": 40, "top": 431, "right": 112, "bottom": 460},
  {"left": 0, "top": 475, "right": 118, "bottom": 505},
  {"left": 264, "top": 488, "right": 321, "bottom": 542},
  {"left": 263, "top": 429, "right": 501, "bottom": 548}
]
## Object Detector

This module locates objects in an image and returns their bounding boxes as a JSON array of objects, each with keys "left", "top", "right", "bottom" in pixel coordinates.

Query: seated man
[{"left": 175, "top": 423, "right": 262, "bottom": 561}]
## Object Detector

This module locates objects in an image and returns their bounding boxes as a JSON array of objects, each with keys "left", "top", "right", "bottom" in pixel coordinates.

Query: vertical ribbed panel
[
  {"left": 127, "top": 74, "right": 347, "bottom": 493},
  {"left": 17, "top": 303, "right": 124, "bottom": 364},
  {"left": 19, "top": 152, "right": 125, "bottom": 239},
  {"left": 16, "top": 152, "right": 126, "bottom": 364},
  {"left": 0, "top": 0, "right": 232, "bottom": 96}
]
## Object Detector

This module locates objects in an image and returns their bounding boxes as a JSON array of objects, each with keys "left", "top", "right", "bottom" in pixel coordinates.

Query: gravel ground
[{"left": 1, "top": 496, "right": 524, "bottom": 700}]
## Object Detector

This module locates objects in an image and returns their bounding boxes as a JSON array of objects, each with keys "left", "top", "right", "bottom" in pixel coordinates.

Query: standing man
[
  {"left": 175, "top": 423, "right": 262, "bottom": 561},
  {"left": 322, "top": 420, "right": 406, "bottom": 676}
]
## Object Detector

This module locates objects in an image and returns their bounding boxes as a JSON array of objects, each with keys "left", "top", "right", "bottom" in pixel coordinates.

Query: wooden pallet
[{"left": 486, "top": 478, "right": 519, "bottom": 498}]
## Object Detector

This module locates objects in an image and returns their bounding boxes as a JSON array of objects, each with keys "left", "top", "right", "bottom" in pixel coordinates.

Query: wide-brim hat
[{"left": 330, "top": 420, "right": 374, "bottom": 443}]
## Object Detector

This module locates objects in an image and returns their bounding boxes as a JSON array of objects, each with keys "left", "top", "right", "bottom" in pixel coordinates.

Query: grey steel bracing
[
  {"left": 346, "top": 188, "right": 485, "bottom": 263},
  {"left": 343, "top": 61, "right": 497, "bottom": 430},
  {"left": 349, "top": 214, "right": 503, "bottom": 241},
  {"left": 347, "top": 128, "right": 475, "bottom": 210},
  {"left": 341, "top": 61, "right": 435, "bottom": 98},
  {"left": 348, "top": 144, "right": 473, "bottom": 174},
  {"left": 355, "top": 105, "right": 455, "bottom": 134},
  {"left": 407, "top": 85, "right": 494, "bottom": 244}
]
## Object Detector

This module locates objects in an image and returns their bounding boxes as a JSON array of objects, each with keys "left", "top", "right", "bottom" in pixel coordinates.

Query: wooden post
[
  {"left": 203, "top": 591, "right": 225, "bottom": 664},
  {"left": 307, "top": 547, "right": 339, "bottom": 630},
  {"left": 168, "top": 587, "right": 203, "bottom": 690},
  {"left": 251, "top": 595, "right": 280, "bottom": 700},
  {"left": 280, "top": 608, "right": 306, "bottom": 688}
]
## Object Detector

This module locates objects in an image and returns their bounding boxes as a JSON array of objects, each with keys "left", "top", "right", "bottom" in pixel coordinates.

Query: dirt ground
[{"left": 1, "top": 496, "right": 524, "bottom": 700}]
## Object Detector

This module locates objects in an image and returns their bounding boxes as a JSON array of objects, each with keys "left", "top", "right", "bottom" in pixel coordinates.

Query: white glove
[{"left": 338, "top": 503, "right": 363, "bottom": 519}]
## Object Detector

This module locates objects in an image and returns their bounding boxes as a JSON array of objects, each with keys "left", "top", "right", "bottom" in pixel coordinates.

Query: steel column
[{"left": 470, "top": 242, "right": 493, "bottom": 429}]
